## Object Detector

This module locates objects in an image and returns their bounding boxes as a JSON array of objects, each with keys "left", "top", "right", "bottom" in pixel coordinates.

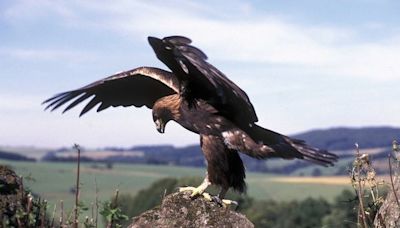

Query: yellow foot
[
  {"left": 221, "top": 199, "right": 239, "bottom": 208},
  {"left": 179, "top": 186, "right": 212, "bottom": 201},
  {"left": 211, "top": 196, "right": 239, "bottom": 208}
]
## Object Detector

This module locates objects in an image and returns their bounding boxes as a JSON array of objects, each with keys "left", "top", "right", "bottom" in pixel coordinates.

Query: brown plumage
[
  {"left": 43, "top": 35, "right": 338, "bottom": 199},
  {"left": 152, "top": 94, "right": 182, "bottom": 121}
]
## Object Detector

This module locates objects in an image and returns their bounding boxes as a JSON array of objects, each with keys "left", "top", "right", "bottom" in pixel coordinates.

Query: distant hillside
[
  {"left": 42, "top": 145, "right": 205, "bottom": 166},
  {"left": 0, "top": 150, "right": 36, "bottom": 161},
  {"left": 5, "top": 126, "right": 399, "bottom": 175},
  {"left": 0, "top": 146, "right": 51, "bottom": 160},
  {"left": 293, "top": 126, "right": 399, "bottom": 150}
]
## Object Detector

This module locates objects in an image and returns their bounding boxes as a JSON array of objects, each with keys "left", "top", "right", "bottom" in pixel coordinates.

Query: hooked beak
[{"left": 155, "top": 119, "right": 165, "bottom": 133}]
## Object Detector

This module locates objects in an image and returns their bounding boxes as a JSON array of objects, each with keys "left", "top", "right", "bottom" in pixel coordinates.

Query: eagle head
[
  {"left": 152, "top": 107, "right": 173, "bottom": 134},
  {"left": 152, "top": 94, "right": 181, "bottom": 134}
]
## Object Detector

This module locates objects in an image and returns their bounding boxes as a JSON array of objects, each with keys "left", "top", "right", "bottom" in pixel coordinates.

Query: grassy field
[{"left": 1, "top": 159, "right": 353, "bottom": 214}]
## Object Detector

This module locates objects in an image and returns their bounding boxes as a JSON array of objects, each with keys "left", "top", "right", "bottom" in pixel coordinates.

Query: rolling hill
[{"left": 2, "top": 126, "right": 399, "bottom": 175}]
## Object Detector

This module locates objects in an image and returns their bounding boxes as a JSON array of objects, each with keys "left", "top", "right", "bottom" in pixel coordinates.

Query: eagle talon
[
  {"left": 211, "top": 196, "right": 238, "bottom": 209},
  {"left": 201, "top": 192, "right": 213, "bottom": 201},
  {"left": 222, "top": 199, "right": 239, "bottom": 209},
  {"left": 178, "top": 186, "right": 214, "bottom": 202},
  {"left": 211, "top": 196, "right": 223, "bottom": 206},
  {"left": 179, "top": 186, "right": 207, "bottom": 198}
]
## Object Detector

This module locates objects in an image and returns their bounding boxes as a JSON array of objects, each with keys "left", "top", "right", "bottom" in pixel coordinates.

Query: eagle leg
[
  {"left": 211, "top": 187, "right": 238, "bottom": 209},
  {"left": 179, "top": 174, "right": 211, "bottom": 199}
]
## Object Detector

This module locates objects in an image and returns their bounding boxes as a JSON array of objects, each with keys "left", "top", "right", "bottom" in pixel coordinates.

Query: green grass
[
  {"left": 2, "top": 159, "right": 351, "bottom": 216},
  {"left": 246, "top": 174, "right": 351, "bottom": 202}
]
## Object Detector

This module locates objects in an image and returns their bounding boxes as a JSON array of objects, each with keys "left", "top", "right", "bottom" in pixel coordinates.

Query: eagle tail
[
  {"left": 247, "top": 125, "right": 338, "bottom": 166},
  {"left": 285, "top": 137, "right": 338, "bottom": 166}
]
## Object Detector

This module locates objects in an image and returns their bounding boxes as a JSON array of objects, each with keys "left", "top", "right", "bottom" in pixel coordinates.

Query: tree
[{"left": 322, "top": 189, "right": 358, "bottom": 228}]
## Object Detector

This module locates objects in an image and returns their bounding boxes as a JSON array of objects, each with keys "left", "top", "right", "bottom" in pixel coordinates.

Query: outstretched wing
[
  {"left": 148, "top": 36, "right": 258, "bottom": 126},
  {"left": 43, "top": 67, "right": 179, "bottom": 116}
]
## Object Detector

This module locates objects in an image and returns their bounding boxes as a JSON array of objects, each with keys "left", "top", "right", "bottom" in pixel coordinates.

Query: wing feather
[
  {"left": 80, "top": 96, "right": 101, "bottom": 116},
  {"left": 43, "top": 67, "right": 179, "bottom": 115},
  {"left": 149, "top": 36, "right": 258, "bottom": 126},
  {"left": 97, "top": 102, "right": 110, "bottom": 112},
  {"left": 62, "top": 93, "right": 93, "bottom": 113},
  {"left": 49, "top": 93, "right": 81, "bottom": 111}
]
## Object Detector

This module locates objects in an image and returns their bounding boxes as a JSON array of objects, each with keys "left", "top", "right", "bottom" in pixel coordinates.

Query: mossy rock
[
  {"left": 129, "top": 191, "right": 254, "bottom": 228},
  {"left": 0, "top": 165, "right": 49, "bottom": 227}
]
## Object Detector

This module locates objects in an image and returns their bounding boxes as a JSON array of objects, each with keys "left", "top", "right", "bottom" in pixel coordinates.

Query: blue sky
[{"left": 0, "top": 0, "right": 399, "bottom": 148}]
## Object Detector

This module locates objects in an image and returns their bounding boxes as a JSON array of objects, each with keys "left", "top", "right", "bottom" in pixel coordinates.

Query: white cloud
[
  {"left": 60, "top": 1, "right": 400, "bottom": 81},
  {"left": 3, "top": 1, "right": 400, "bottom": 81}
]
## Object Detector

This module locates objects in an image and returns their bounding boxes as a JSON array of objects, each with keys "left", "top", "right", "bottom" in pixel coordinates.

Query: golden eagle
[{"left": 44, "top": 36, "right": 337, "bottom": 205}]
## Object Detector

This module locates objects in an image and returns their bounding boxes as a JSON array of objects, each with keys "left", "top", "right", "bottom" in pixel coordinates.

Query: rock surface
[
  {"left": 0, "top": 165, "right": 24, "bottom": 224},
  {"left": 374, "top": 174, "right": 400, "bottom": 227},
  {"left": 0, "top": 165, "right": 50, "bottom": 227},
  {"left": 128, "top": 191, "right": 254, "bottom": 228}
]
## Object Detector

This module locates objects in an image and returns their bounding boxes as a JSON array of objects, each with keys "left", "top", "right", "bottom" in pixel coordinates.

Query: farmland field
[{"left": 1, "top": 159, "right": 354, "bottom": 212}]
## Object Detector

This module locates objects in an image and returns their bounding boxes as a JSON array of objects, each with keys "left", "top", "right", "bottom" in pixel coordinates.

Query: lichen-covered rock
[
  {"left": 0, "top": 165, "right": 49, "bottom": 227},
  {"left": 128, "top": 191, "right": 254, "bottom": 228},
  {"left": 374, "top": 176, "right": 400, "bottom": 228},
  {"left": 0, "top": 165, "right": 24, "bottom": 224}
]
